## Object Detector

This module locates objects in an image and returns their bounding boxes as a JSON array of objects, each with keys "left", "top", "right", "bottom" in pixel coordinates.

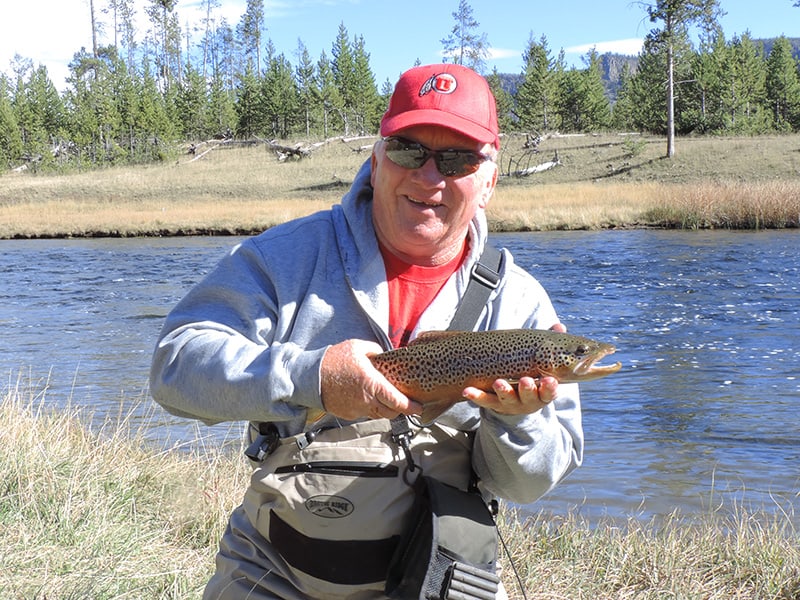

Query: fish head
[{"left": 544, "top": 333, "right": 622, "bottom": 382}]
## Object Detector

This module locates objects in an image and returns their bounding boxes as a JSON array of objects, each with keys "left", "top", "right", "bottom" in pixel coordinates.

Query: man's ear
[
  {"left": 479, "top": 164, "right": 498, "bottom": 209},
  {"left": 370, "top": 143, "right": 380, "bottom": 187}
]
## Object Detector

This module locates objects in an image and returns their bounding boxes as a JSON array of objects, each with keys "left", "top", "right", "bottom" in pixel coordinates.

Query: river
[{"left": 1, "top": 230, "right": 798, "bottom": 525}]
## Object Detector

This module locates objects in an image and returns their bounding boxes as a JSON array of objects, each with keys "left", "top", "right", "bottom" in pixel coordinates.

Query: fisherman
[{"left": 150, "top": 63, "right": 584, "bottom": 600}]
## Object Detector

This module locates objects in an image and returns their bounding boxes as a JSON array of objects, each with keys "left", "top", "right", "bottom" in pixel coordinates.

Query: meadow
[
  {"left": 2, "top": 380, "right": 798, "bottom": 599},
  {"left": 1, "top": 132, "right": 799, "bottom": 238}
]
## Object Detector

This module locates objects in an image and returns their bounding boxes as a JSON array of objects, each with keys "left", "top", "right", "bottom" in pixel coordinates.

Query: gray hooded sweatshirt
[{"left": 150, "top": 159, "right": 583, "bottom": 506}]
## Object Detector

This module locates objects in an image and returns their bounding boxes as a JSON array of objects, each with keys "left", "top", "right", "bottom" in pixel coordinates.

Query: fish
[{"left": 370, "top": 328, "right": 621, "bottom": 422}]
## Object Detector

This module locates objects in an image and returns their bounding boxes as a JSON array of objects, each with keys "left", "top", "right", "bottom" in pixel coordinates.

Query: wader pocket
[{"left": 385, "top": 476, "right": 499, "bottom": 600}]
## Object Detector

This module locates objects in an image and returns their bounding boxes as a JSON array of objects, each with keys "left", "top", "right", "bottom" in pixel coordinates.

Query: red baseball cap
[{"left": 380, "top": 63, "right": 500, "bottom": 149}]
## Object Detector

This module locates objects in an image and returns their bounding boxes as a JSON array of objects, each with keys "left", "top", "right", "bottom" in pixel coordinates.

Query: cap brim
[{"left": 381, "top": 109, "right": 498, "bottom": 147}]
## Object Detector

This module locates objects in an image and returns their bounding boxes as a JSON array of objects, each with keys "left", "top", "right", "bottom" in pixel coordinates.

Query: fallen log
[{"left": 512, "top": 152, "right": 561, "bottom": 177}]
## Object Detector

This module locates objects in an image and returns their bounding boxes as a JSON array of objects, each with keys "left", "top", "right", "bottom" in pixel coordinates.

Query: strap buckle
[{"left": 470, "top": 260, "right": 501, "bottom": 290}]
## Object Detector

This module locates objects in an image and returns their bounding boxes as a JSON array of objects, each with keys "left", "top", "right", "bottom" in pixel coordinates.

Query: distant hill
[{"left": 598, "top": 53, "right": 639, "bottom": 102}]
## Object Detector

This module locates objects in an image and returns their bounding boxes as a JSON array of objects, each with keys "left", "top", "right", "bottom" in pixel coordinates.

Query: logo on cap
[{"left": 419, "top": 73, "right": 457, "bottom": 97}]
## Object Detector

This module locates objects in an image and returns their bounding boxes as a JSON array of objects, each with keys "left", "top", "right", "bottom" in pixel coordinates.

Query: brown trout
[{"left": 370, "top": 328, "right": 621, "bottom": 421}]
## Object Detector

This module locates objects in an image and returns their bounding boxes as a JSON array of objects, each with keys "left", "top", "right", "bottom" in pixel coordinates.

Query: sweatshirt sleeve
[
  {"left": 149, "top": 239, "right": 326, "bottom": 426},
  {"left": 472, "top": 383, "right": 583, "bottom": 504}
]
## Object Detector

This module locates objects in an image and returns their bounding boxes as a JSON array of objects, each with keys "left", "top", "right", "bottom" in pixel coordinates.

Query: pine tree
[
  {"left": 14, "top": 64, "right": 66, "bottom": 167},
  {"left": 211, "top": 18, "right": 237, "bottom": 92},
  {"left": 625, "top": 33, "right": 669, "bottom": 133},
  {"left": 0, "top": 76, "right": 23, "bottom": 167},
  {"left": 331, "top": 23, "right": 357, "bottom": 135},
  {"left": 765, "top": 36, "right": 800, "bottom": 131},
  {"left": 727, "top": 33, "right": 769, "bottom": 133},
  {"left": 580, "top": 49, "right": 613, "bottom": 130},
  {"left": 558, "top": 57, "right": 612, "bottom": 134},
  {"left": 110, "top": 52, "right": 140, "bottom": 156},
  {"left": 105, "top": 0, "right": 138, "bottom": 72},
  {"left": 206, "top": 75, "right": 236, "bottom": 138},
  {"left": 234, "top": 62, "right": 260, "bottom": 138},
  {"left": 440, "top": 0, "right": 490, "bottom": 73},
  {"left": 294, "top": 40, "right": 318, "bottom": 136},
  {"left": 136, "top": 57, "right": 175, "bottom": 161},
  {"left": 198, "top": 0, "right": 221, "bottom": 79},
  {"left": 175, "top": 61, "right": 208, "bottom": 140},
  {"left": 315, "top": 50, "right": 343, "bottom": 138},
  {"left": 485, "top": 68, "right": 513, "bottom": 134},
  {"left": 689, "top": 30, "right": 728, "bottom": 132},
  {"left": 261, "top": 43, "right": 300, "bottom": 139},
  {"left": 516, "top": 34, "right": 557, "bottom": 133},
  {"left": 610, "top": 63, "right": 636, "bottom": 130},
  {"left": 351, "top": 35, "right": 381, "bottom": 135}
]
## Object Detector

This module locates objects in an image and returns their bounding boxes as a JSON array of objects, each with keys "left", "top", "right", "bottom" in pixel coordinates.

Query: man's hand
[
  {"left": 461, "top": 323, "right": 566, "bottom": 416},
  {"left": 320, "top": 339, "right": 422, "bottom": 420}
]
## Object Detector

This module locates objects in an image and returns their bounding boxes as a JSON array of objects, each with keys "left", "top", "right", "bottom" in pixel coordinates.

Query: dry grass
[
  {"left": 0, "top": 376, "right": 249, "bottom": 599},
  {"left": 2, "top": 376, "right": 799, "bottom": 599},
  {"left": 499, "top": 508, "right": 800, "bottom": 600},
  {"left": 1, "top": 134, "right": 799, "bottom": 238}
]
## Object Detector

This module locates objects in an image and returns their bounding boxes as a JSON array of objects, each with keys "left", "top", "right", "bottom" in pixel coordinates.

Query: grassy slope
[{"left": 1, "top": 133, "right": 799, "bottom": 238}]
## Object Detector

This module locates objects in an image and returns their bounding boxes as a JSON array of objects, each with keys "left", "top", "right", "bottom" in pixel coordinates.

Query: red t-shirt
[{"left": 380, "top": 242, "right": 469, "bottom": 348}]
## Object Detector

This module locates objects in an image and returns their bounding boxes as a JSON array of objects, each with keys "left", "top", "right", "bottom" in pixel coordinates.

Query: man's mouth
[{"left": 408, "top": 196, "right": 441, "bottom": 208}]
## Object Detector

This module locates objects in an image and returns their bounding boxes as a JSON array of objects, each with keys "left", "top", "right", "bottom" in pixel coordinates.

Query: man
[{"left": 150, "top": 63, "right": 583, "bottom": 599}]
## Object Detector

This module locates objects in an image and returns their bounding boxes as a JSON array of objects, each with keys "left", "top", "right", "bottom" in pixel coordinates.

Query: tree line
[{"left": 1, "top": 0, "right": 799, "bottom": 171}]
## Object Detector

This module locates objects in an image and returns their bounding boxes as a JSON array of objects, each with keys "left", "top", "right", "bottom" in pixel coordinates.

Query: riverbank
[
  {"left": 1, "top": 133, "right": 799, "bottom": 238},
  {"left": 2, "top": 380, "right": 798, "bottom": 599}
]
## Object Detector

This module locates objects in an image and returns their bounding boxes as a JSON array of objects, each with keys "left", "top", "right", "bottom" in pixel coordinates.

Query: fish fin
[
  {"left": 419, "top": 399, "right": 459, "bottom": 422},
  {"left": 409, "top": 330, "right": 468, "bottom": 346},
  {"left": 306, "top": 408, "right": 326, "bottom": 424}
]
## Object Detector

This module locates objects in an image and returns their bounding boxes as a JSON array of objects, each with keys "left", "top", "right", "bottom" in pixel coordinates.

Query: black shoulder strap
[{"left": 447, "top": 244, "right": 503, "bottom": 331}]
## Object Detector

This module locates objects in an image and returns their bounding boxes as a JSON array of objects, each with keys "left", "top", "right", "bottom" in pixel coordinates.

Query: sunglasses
[{"left": 382, "top": 136, "right": 491, "bottom": 178}]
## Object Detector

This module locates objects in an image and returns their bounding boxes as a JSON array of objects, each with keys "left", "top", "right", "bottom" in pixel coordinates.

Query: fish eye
[{"left": 575, "top": 344, "right": 590, "bottom": 356}]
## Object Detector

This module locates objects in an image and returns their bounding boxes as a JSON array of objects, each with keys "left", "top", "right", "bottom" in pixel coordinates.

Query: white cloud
[
  {"left": 488, "top": 48, "right": 520, "bottom": 60},
  {"left": 566, "top": 38, "right": 643, "bottom": 57}
]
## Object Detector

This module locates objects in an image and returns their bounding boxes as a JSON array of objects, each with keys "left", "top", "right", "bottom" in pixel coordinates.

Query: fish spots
[{"left": 370, "top": 328, "right": 620, "bottom": 406}]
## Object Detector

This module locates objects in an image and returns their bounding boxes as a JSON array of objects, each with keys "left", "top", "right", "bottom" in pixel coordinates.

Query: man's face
[{"left": 370, "top": 126, "right": 498, "bottom": 266}]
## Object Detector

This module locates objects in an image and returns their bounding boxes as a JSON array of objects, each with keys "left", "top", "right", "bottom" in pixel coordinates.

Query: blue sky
[{"left": 1, "top": 0, "right": 797, "bottom": 91}]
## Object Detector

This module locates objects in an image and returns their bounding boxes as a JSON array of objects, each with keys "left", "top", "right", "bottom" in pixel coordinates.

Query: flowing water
[{"left": 1, "top": 230, "right": 798, "bottom": 524}]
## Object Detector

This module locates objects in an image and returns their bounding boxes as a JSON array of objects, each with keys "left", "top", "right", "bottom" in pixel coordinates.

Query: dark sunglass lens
[
  {"left": 384, "top": 139, "right": 428, "bottom": 169},
  {"left": 435, "top": 152, "right": 483, "bottom": 177}
]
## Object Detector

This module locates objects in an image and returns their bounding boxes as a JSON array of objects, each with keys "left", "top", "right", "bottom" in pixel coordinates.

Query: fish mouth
[{"left": 573, "top": 345, "right": 622, "bottom": 379}]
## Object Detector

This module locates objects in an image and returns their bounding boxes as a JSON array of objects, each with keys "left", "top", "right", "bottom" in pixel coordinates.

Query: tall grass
[
  {"left": 641, "top": 180, "right": 800, "bottom": 230},
  {"left": 0, "top": 376, "right": 249, "bottom": 599},
  {"left": 2, "top": 377, "right": 799, "bottom": 599},
  {"left": 499, "top": 507, "right": 800, "bottom": 600}
]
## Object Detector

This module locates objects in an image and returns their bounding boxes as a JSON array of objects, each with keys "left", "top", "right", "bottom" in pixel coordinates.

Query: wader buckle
[
  {"left": 244, "top": 422, "right": 280, "bottom": 462},
  {"left": 390, "top": 415, "right": 418, "bottom": 473}
]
